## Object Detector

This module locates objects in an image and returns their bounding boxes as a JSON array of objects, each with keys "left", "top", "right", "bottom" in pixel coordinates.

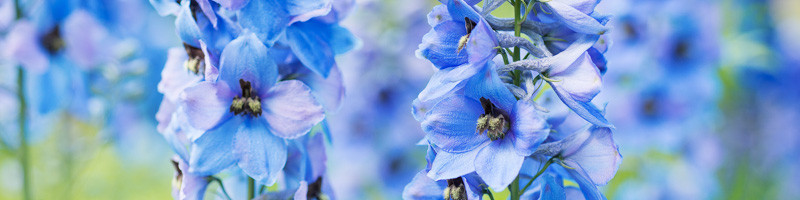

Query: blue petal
[
  {"left": 546, "top": 1, "right": 608, "bottom": 35},
  {"left": 411, "top": 69, "right": 465, "bottom": 121},
  {"left": 426, "top": 5, "right": 450, "bottom": 26},
  {"left": 561, "top": 127, "right": 621, "bottom": 185},
  {"left": 550, "top": 53, "right": 601, "bottom": 103},
  {"left": 262, "top": 80, "right": 325, "bottom": 139},
  {"left": 293, "top": 181, "right": 309, "bottom": 200},
  {"left": 444, "top": 0, "right": 481, "bottom": 23},
  {"left": 465, "top": 20, "right": 498, "bottom": 65},
  {"left": 421, "top": 95, "right": 489, "bottom": 153},
  {"left": 295, "top": 64, "right": 344, "bottom": 113},
  {"left": 540, "top": 174, "right": 566, "bottom": 200},
  {"left": 239, "top": 0, "right": 288, "bottom": 46},
  {"left": 286, "top": 0, "right": 332, "bottom": 24},
  {"left": 188, "top": 117, "right": 241, "bottom": 175},
  {"left": 564, "top": 166, "right": 606, "bottom": 200},
  {"left": 149, "top": 0, "right": 180, "bottom": 16},
  {"left": 181, "top": 81, "right": 234, "bottom": 131},
  {"left": 5, "top": 21, "right": 49, "bottom": 73},
  {"left": 547, "top": 55, "right": 611, "bottom": 128},
  {"left": 195, "top": 0, "right": 217, "bottom": 28},
  {"left": 175, "top": 158, "right": 211, "bottom": 200},
  {"left": 427, "top": 145, "right": 482, "bottom": 180},
  {"left": 403, "top": 171, "right": 448, "bottom": 200},
  {"left": 511, "top": 100, "right": 549, "bottom": 156},
  {"left": 235, "top": 119, "right": 287, "bottom": 185},
  {"left": 285, "top": 20, "right": 337, "bottom": 77},
  {"left": 211, "top": 0, "right": 248, "bottom": 10},
  {"left": 417, "top": 20, "right": 468, "bottom": 69},
  {"left": 464, "top": 64, "right": 516, "bottom": 111},
  {"left": 176, "top": 0, "right": 203, "bottom": 47},
  {"left": 219, "top": 32, "right": 278, "bottom": 92},
  {"left": 475, "top": 139, "right": 525, "bottom": 191},
  {"left": 463, "top": 173, "right": 488, "bottom": 199},
  {"left": 158, "top": 47, "right": 202, "bottom": 102}
]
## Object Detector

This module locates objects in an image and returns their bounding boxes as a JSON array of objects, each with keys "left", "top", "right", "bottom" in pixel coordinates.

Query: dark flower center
[
  {"left": 476, "top": 97, "right": 509, "bottom": 141},
  {"left": 41, "top": 26, "right": 64, "bottom": 55},
  {"left": 444, "top": 178, "right": 467, "bottom": 200},
  {"left": 229, "top": 79, "right": 262, "bottom": 117},
  {"left": 457, "top": 17, "right": 478, "bottom": 53},
  {"left": 307, "top": 177, "right": 326, "bottom": 200},
  {"left": 183, "top": 43, "right": 205, "bottom": 75}
]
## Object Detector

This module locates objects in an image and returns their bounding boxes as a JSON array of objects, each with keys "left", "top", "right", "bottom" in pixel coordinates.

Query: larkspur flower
[{"left": 180, "top": 32, "right": 325, "bottom": 184}]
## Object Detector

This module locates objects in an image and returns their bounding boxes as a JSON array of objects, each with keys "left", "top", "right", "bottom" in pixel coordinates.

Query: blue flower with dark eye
[
  {"left": 420, "top": 66, "right": 550, "bottom": 191},
  {"left": 179, "top": 32, "right": 324, "bottom": 185}
]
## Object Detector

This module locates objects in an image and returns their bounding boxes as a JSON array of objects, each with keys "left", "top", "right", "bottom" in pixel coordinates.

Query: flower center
[
  {"left": 457, "top": 17, "right": 477, "bottom": 54},
  {"left": 229, "top": 79, "right": 262, "bottom": 117},
  {"left": 443, "top": 178, "right": 467, "bottom": 200},
  {"left": 183, "top": 43, "right": 205, "bottom": 75},
  {"left": 306, "top": 177, "right": 329, "bottom": 199},
  {"left": 476, "top": 97, "right": 509, "bottom": 141},
  {"left": 41, "top": 26, "right": 64, "bottom": 55}
]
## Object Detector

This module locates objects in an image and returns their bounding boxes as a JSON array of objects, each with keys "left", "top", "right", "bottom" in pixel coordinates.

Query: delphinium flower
[
  {"left": 152, "top": 0, "right": 356, "bottom": 199},
  {"left": 404, "top": 0, "right": 621, "bottom": 199}
]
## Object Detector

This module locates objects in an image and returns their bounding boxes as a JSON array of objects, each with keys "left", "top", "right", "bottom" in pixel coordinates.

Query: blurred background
[{"left": 0, "top": 0, "right": 799, "bottom": 199}]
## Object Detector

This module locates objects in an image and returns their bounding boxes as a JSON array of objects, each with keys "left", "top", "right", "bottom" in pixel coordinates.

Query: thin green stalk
[
  {"left": 211, "top": 177, "right": 233, "bottom": 200},
  {"left": 17, "top": 68, "right": 31, "bottom": 200},
  {"left": 520, "top": 157, "right": 555, "bottom": 194},
  {"left": 509, "top": 176, "right": 520, "bottom": 200},
  {"left": 247, "top": 177, "right": 255, "bottom": 200}
]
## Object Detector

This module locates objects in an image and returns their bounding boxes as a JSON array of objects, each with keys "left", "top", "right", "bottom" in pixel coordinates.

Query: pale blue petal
[
  {"left": 262, "top": 80, "right": 325, "bottom": 139},
  {"left": 176, "top": 0, "right": 203, "bottom": 47},
  {"left": 181, "top": 81, "right": 234, "bottom": 131},
  {"left": 464, "top": 64, "right": 516, "bottom": 111},
  {"left": 196, "top": 0, "right": 217, "bottom": 28},
  {"left": 512, "top": 100, "right": 549, "bottom": 156},
  {"left": 421, "top": 95, "right": 489, "bottom": 153},
  {"left": 235, "top": 119, "right": 287, "bottom": 185},
  {"left": 564, "top": 166, "right": 606, "bottom": 200},
  {"left": 426, "top": 5, "right": 450, "bottom": 26},
  {"left": 149, "top": 0, "right": 180, "bottom": 16},
  {"left": 285, "top": 20, "right": 336, "bottom": 77},
  {"left": 219, "top": 32, "right": 278, "bottom": 92},
  {"left": 561, "top": 127, "right": 621, "bottom": 185},
  {"left": 417, "top": 20, "right": 468, "bottom": 69},
  {"left": 286, "top": 0, "right": 332, "bottom": 24},
  {"left": 547, "top": 1, "right": 608, "bottom": 35},
  {"left": 4, "top": 21, "right": 48, "bottom": 73},
  {"left": 188, "top": 117, "right": 241, "bottom": 175},
  {"left": 427, "top": 145, "right": 482, "bottom": 180},
  {"left": 158, "top": 47, "right": 201, "bottom": 102},
  {"left": 475, "top": 139, "right": 525, "bottom": 191},
  {"left": 540, "top": 174, "right": 566, "bottom": 200},
  {"left": 211, "top": 0, "right": 249, "bottom": 10},
  {"left": 402, "top": 171, "right": 448, "bottom": 200},
  {"left": 239, "top": 0, "right": 288, "bottom": 46},
  {"left": 549, "top": 53, "right": 601, "bottom": 103}
]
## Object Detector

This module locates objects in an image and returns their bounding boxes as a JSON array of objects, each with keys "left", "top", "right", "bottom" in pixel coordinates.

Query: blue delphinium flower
[
  {"left": 406, "top": 0, "right": 621, "bottom": 199},
  {"left": 153, "top": 0, "right": 357, "bottom": 198},
  {"left": 180, "top": 32, "right": 324, "bottom": 184}
]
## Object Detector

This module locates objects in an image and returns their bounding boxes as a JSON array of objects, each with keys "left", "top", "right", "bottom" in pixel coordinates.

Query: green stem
[
  {"left": 520, "top": 157, "right": 555, "bottom": 194},
  {"left": 17, "top": 67, "right": 31, "bottom": 200},
  {"left": 509, "top": 176, "right": 520, "bottom": 200},
  {"left": 211, "top": 177, "right": 233, "bottom": 200},
  {"left": 247, "top": 177, "right": 255, "bottom": 200}
]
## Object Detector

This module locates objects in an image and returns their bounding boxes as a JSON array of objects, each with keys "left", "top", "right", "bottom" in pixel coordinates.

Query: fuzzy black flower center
[
  {"left": 444, "top": 178, "right": 467, "bottom": 200},
  {"left": 183, "top": 43, "right": 205, "bottom": 75},
  {"left": 229, "top": 79, "right": 262, "bottom": 117},
  {"left": 41, "top": 26, "right": 64, "bottom": 55},
  {"left": 476, "top": 97, "right": 509, "bottom": 141}
]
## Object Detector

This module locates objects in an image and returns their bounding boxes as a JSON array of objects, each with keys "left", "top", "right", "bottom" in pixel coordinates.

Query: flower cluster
[
  {"left": 403, "top": 0, "right": 621, "bottom": 199},
  {"left": 151, "top": 0, "right": 356, "bottom": 199}
]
